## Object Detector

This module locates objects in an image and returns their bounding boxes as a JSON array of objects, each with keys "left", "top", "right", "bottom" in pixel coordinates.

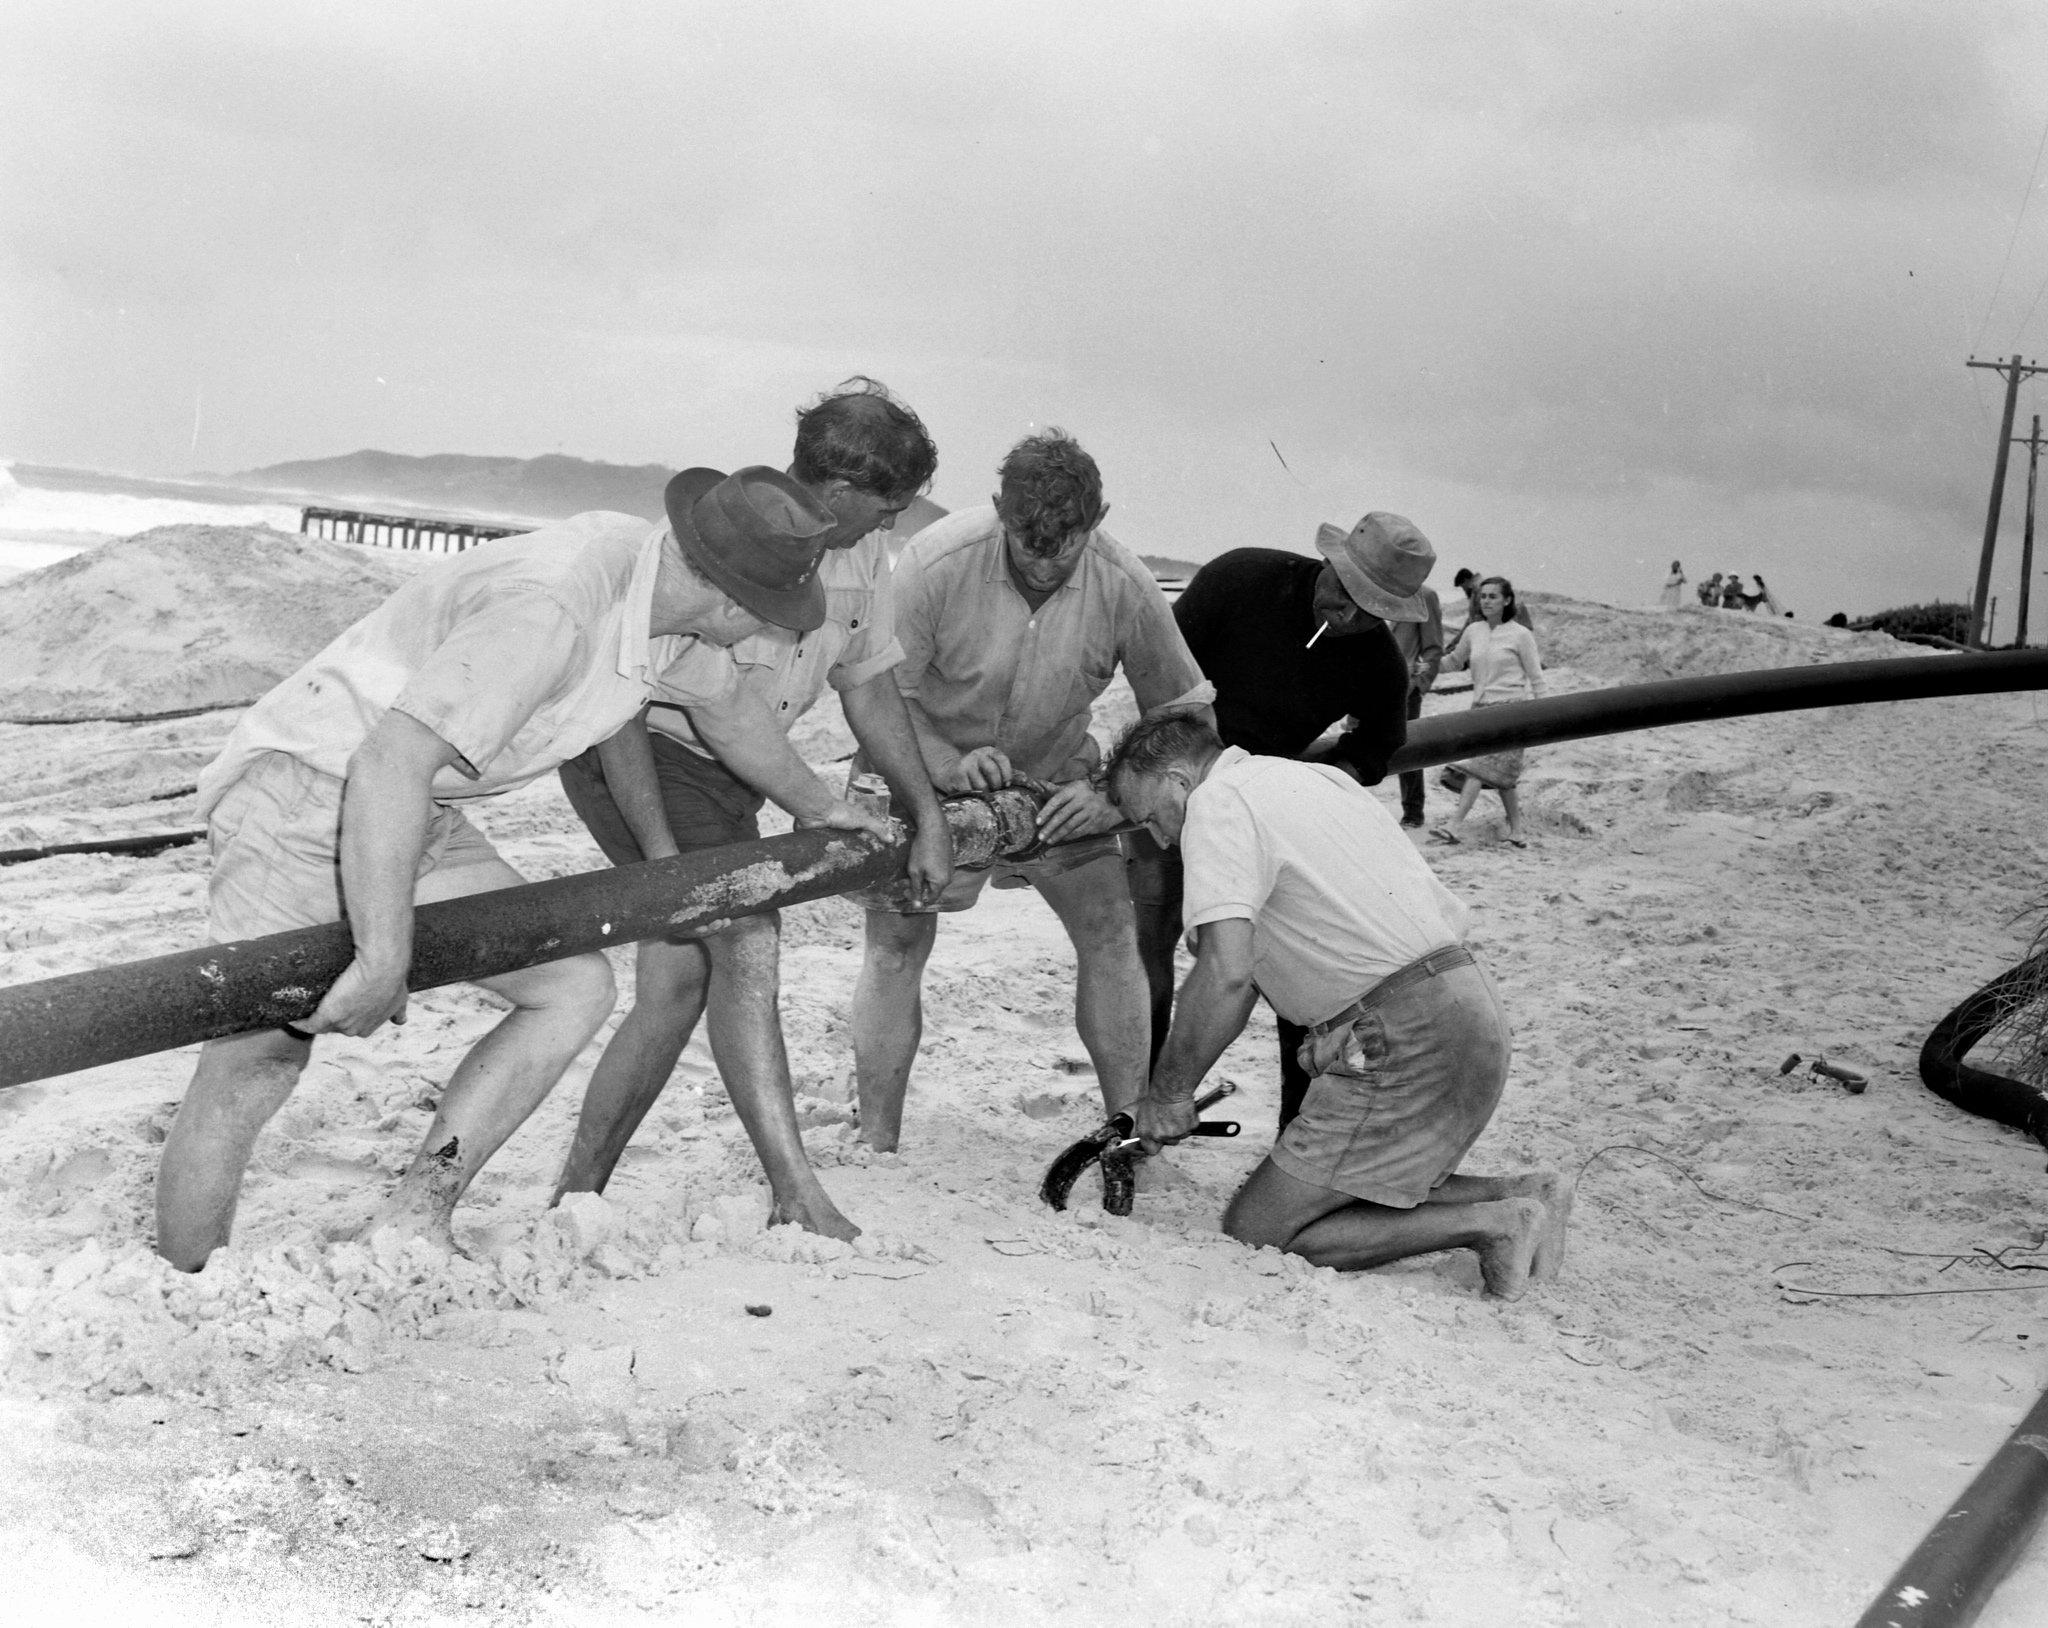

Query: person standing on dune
[
  {"left": 158, "top": 455, "right": 889, "bottom": 1272},
  {"left": 551, "top": 381, "right": 953, "bottom": 1241}
]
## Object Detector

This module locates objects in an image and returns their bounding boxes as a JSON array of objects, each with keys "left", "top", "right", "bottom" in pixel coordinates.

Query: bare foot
[
  {"left": 1529, "top": 1171, "right": 1573, "bottom": 1282},
  {"left": 1473, "top": 1197, "right": 1545, "bottom": 1301},
  {"left": 1493, "top": 1170, "right": 1572, "bottom": 1282},
  {"left": 363, "top": 1136, "right": 468, "bottom": 1255},
  {"left": 770, "top": 1185, "right": 862, "bottom": 1242}
]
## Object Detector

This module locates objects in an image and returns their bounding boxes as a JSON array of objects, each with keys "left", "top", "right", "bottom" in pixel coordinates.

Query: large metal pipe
[
  {"left": 0, "top": 788, "right": 1041, "bottom": 1091},
  {"left": 1855, "top": 1381, "right": 2048, "bottom": 1628},
  {"left": 1388, "top": 650, "right": 2048, "bottom": 774},
  {"left": 7, "top": 651, "right": 2048, "bottom": 1090}
]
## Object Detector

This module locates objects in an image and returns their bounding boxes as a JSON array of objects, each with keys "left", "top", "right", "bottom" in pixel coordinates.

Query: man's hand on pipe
[
  {"left": 938, "top": 746, "right": 1013, "bottom": 793},
  {"left": 904, "top": 819, "right": 954, "bottom": 910},
  {"left": 303, "top": 959, "right": 410, "bottom": 1037},
  {"left": 794, "top": 798, "right": 896, "bottom": 842},
  {"left": 1034, "top": 779, "right": 1124, "bottom": 844}
]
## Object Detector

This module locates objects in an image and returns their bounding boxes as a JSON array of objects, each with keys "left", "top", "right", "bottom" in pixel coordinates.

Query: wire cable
[{"left": 1976, "top": 104, "right": 2048, "bottom": 354}]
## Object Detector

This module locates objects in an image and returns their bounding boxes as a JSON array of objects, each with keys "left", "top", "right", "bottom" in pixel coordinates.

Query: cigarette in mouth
[{"left": 1305, "top": 623, "right": 1328, "bottom": 649}]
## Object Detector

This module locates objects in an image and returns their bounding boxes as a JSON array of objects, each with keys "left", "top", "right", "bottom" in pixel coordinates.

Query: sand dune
[
  {"left": 0, "top": 525, "right": 414, "bottom": 724},
  {"left": 0, "top": 566, "right": 2044, "bottom": 1624}
]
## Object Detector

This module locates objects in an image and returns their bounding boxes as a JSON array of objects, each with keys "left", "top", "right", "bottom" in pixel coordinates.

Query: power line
[{"left": 1975, "top": 106, "right": 2048, "bottom": 353}]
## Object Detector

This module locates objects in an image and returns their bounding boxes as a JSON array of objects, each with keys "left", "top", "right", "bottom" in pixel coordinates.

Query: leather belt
[{"left": 1307, "top": 943, "right": 1476, "bottom": 1038}]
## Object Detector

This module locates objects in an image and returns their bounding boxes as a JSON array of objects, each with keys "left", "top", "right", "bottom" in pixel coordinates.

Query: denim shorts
[
  {"left": 1270, "top": 949, "right": 1512, "bottom": 1208},
  {"left": 205, "top": 751, "right": 502, "bottom": 941}
]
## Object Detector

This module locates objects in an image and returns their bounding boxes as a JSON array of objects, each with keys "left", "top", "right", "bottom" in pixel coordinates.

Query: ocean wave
[{"left": 0, "top": 464, "right": 304, "bottom": 552}]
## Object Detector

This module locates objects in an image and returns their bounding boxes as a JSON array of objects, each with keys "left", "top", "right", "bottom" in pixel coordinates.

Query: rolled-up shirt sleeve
[
  {"left": 1118, "top": 573, "right": 1214, "bottom": 716},
  {"left": 391, "top": 590, "right": 585, "bottom": 778},
  {"left": 829, "top": 565, "right": 904, "bottom": 692}
]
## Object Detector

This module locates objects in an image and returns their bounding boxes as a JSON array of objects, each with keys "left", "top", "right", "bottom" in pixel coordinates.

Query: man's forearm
[
  {"left": 594, "top": 712, "right": 679, "bottom": 861},
  {"left": 686, "top": 688, "right": 839, "bottom": 822},
  {"left": 338, "top": 725, "right": 449, "bottom": 975},
  {"left": 840, "top": 672, "right": 944, "bottom": 830},
  {"left": 1151, "top": 953, "right": 1257, "bottom": 1100},
  {"left": 898, "top": 690, "right": 966, "bottom": 785}
]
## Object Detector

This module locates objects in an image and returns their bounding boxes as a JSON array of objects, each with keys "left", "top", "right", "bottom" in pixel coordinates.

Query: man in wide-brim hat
[
  {"left": 552, "top": 379, "right": 955, "bottom": 1242},
  {"left": 1127, "top": 510, "right": 1434, "bottom": 1150},
  {"left": 158, "top": 406, "right": 912, "bottom": 1273}
]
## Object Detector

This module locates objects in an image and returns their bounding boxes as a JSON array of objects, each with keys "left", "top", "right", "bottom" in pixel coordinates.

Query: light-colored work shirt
[
  {"left": 1443, "top": 618, "right": 1545, "bottom": 705},
  {"left": 892, "top": 505, "right": 1212, "bottom": 782},
  {"left": 197, "top": 512, "right": 739, "bottom": 817},
  {"left": 1181, "top": 748, "right": 1471, "bottom": 1027},
  {"left": 645, "top": 528, "right": 903, "bottom": 754}
]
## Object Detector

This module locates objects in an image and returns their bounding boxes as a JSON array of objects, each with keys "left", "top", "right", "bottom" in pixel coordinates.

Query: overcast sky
[{"left": 8, "top": 1, "right": 2048, "bottom": 620}]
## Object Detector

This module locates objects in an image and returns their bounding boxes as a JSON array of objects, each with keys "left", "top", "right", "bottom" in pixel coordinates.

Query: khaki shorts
[
  {"left": 205, "top": 751, "right": 503, "bottom": 941},
  {"left": 1270, "top": 948, "right": 1511, "bottom": 1208}
]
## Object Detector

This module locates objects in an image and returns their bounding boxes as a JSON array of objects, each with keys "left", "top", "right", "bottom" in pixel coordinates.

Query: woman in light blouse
[{"left": 1433, "top": 575, "right": 1544, "bottom": 847}]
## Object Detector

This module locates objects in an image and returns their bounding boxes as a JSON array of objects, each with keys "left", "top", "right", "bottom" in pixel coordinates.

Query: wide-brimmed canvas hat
[
  {"left": 665, "top": 466, "right": 835, "bottom": 633},
  {"left": 1312, "top": 511, "right": 1436, "bottom": 623}
]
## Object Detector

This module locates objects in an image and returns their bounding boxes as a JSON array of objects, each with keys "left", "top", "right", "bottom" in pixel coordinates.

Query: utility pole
[
  {"left": 1965, "top": 355, "right": 2048, "bottom": 646},
  {"left": 2015, "top": 414, "right": 2046, "bottom": 648}
]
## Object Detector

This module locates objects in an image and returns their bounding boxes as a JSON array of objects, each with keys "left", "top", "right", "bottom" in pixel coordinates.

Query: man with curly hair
[
  {"left": 551, "top": 380, "right": 954, "bottom": 1242},
  {"left": 853, "top": 430, "right": 1213, "bottom": 1159}
]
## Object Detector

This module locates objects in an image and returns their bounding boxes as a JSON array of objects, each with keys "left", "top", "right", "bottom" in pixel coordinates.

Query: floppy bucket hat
[
  {"left": 1312, "top": 511, "right": 1436, "bottom": 623},
  {"left": 665, "top": 465, "right": 835, "bottom": 633}
]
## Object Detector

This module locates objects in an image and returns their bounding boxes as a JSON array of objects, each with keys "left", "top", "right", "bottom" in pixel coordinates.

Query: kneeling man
[{"left": 1107, "top": 712, "right": 1566, "bottom": 1299}]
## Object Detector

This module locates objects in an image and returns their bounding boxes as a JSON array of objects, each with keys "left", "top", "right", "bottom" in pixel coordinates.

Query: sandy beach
[{"left": 0, "top": 526, "right": 2040, "bottom": 1624}]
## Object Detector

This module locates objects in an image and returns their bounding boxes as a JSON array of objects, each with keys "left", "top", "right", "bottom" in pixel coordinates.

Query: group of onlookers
[{"left": 1664, "top": 561, "right": 1783, "bottom": 615}]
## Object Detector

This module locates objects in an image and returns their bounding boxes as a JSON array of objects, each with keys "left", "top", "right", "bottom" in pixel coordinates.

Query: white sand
[{"left": 1, "top": 581, "right": 2046, "bottom": 1625}]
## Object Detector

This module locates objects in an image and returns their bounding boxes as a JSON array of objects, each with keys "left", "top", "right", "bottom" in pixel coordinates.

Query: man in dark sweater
[{"left": 1127, "top": 513, "right": 1434, "bottom": 1131}]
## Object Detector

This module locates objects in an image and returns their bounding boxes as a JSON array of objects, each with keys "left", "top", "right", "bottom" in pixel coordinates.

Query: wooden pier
[{"left": 300, "top": 506, "right": 527, "bottom": 553}]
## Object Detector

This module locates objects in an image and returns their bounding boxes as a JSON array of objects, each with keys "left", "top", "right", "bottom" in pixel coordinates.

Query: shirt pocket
[
  {"left": 826, "top": 585, "right": 874, "bottom": 645},
  {"left": 1062, "top": 653, "right": 1117, "bottom": 717}
]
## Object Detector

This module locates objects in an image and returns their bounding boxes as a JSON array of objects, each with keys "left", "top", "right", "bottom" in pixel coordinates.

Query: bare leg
[
  {"left": 1223, "top": 1157, "right": 1546, "bottom": 1300},
  {"left": 699, "top": 914, "right": 857, "bottom": 1239},
  {"left": 1125, "top": 840, "right": 1182, "bottom": 1074},
  {"left": 1036, "top": 856, "right": 1151, "bottom": 1117},
  {"left": 369, "top": 858, "right": 615, "bottom": 1248},
  {"left": 1499, "top": 786, "right": 1525, "bottom": 842},
  {"left": 157, "top": 1028, "right": 313, "bottom": 1271},
  {"left": 854, "top": 908, "right": 939, "bottom": 1151},
  {"left": 1449, "top": 777, "right": 1483, "bottom": 831},
  {"left": 553, "top": 936, "right": 710, "bottom": 1200}
]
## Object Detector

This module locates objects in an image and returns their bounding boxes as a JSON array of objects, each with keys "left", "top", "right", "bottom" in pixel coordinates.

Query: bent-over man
[
  {"left": 855, "top": 430, "right": 1212, "bottom": 1153},
  {"left": 1108, "top": 712, "right": 1568, "bottom": 1299},
  {"left": 160, "top": 462, "right": 885, "bottom": 1271},
  {"left": 1129, "top": 514, "right": 1426, "bottom": 1131},
  {"left": 553, "top": 381, "right": 952, "bottom": 1240}
]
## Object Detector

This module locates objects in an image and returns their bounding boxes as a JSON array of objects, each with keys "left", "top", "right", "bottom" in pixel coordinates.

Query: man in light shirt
[
  {"left": 160, "top": 461, "right": 887, "bottom": 1271},
  {"left": 552, "top": 381, "right": 952, "bottom": 1241},
  {"left": 855, "top": 430, "right": 1213, "bottom": 1157},
  {"left": 1106, "top": 711, "right": 1567, "bottom": 1299}
]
